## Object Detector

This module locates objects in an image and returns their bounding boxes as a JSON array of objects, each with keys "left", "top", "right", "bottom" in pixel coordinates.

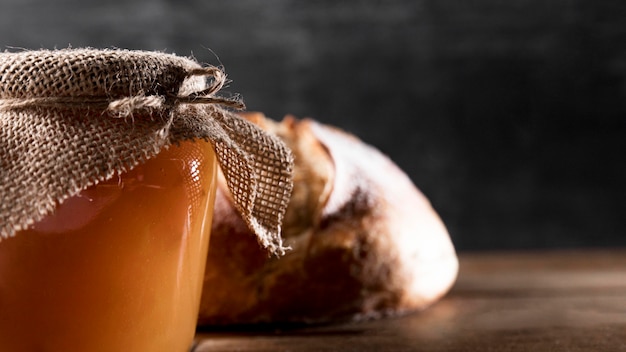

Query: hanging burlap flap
[{"left": 0, "top": 48, "right": 293, "bottom": 255}]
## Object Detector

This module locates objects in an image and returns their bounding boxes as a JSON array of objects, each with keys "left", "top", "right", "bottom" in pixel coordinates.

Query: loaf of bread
[{"left": 197, "top": 113, "right": 458, "bottom": 325}]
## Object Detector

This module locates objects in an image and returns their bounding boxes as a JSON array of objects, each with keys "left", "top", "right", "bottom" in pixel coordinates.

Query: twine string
[{"left": 0, "top": 66, "right": 245, "bottom": 115}]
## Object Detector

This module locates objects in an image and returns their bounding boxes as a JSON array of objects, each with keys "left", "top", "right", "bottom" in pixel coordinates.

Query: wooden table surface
[{"left": 194, "top": 249, "right": 626, "bottom": 351}]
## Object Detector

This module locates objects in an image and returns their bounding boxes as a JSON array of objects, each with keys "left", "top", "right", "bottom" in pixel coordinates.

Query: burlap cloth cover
[{"left": 0, "top": 48, "right": 293, "bottom": 255}]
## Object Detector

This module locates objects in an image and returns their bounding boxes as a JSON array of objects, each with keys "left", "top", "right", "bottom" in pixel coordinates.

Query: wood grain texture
[{"left": 195, "top": 249, "right": 626, "bottom": 351}]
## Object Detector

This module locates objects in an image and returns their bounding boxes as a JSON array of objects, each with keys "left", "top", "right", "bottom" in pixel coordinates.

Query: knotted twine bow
[{"left": 0, "top": 49, "right": 293, "bottom": 255}]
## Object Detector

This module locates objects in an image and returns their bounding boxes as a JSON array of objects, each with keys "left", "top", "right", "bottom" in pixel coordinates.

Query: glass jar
[{"left": 0, "top": 140, "right": 217, "bottom": 352}]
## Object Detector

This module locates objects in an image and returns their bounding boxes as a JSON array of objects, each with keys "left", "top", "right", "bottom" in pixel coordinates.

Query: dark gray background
[{"left": 2, "top": 0, "right": 624, "bottom": 251}]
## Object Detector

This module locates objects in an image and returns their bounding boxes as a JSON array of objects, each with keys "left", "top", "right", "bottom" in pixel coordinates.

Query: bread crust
[{"left": 198, "top": 113, "right": 458, "bottom": 325}]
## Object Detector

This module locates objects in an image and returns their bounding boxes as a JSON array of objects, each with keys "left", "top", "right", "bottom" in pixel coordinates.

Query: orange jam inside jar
[{"left": 0, "top": 140, "right": 217, "bottom": 352}]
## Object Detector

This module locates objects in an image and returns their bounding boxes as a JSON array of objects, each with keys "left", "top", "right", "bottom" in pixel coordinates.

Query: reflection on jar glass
[{"left": 0, "top": 140, "right": 217, "bottom": 352}]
